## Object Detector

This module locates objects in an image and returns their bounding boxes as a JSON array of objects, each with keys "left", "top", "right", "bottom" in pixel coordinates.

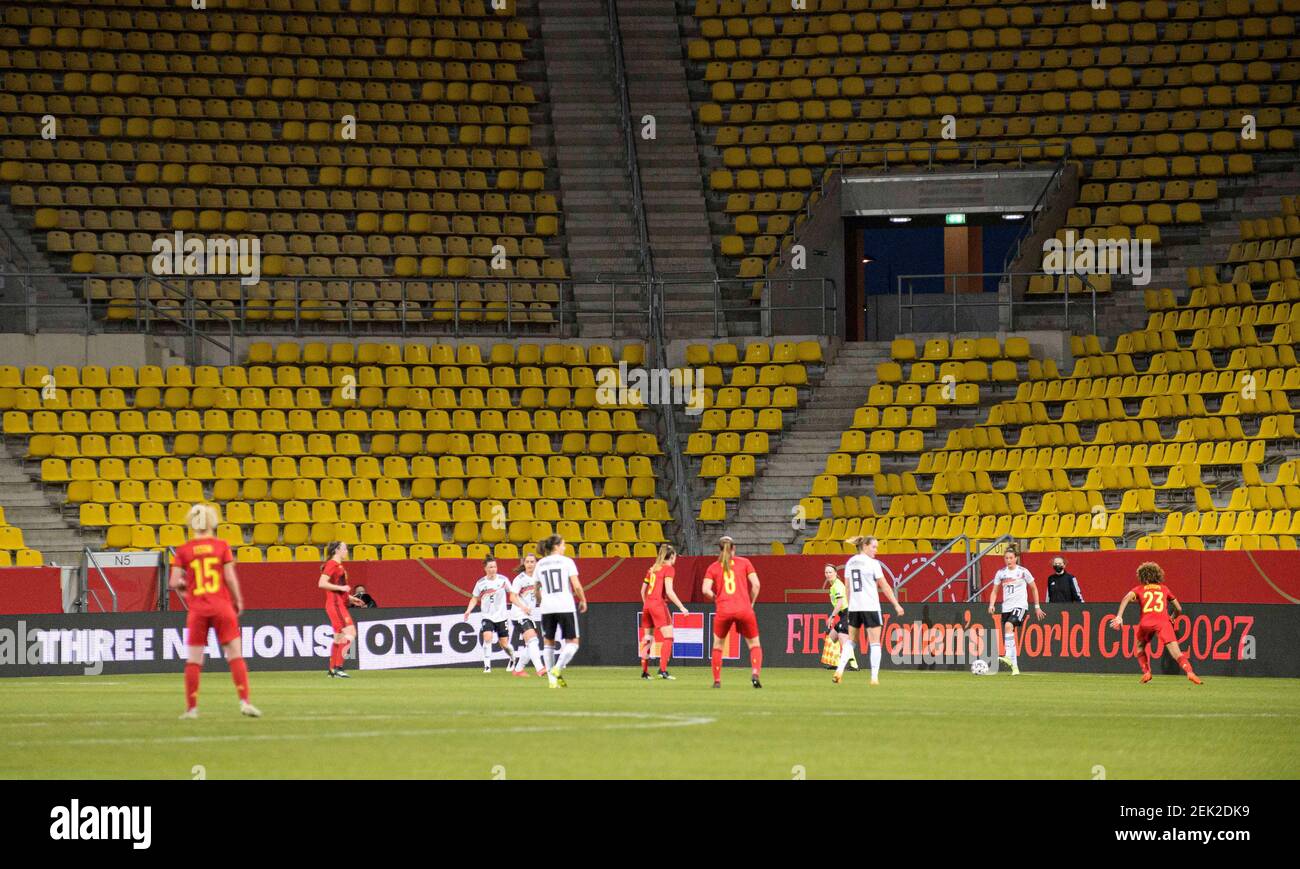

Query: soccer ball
[{"left": 970, "top": 659, "right": 990, "bottom": 676}]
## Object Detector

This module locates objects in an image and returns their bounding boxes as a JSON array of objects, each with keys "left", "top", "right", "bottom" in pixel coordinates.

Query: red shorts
[
  {"left": 713, "top": 609, "right": 760, "bottom": 640},
  {"left": 185, "top": 600, "right": 240, "bottom": 646},
  {"left": 1137, "top": 621, "right": 1177, "bottom": 647},
  {"left": 641, "top": 602, "right": 670, "bottom": 631},
  {"left": 326, "top": 596, "right": 354, "bottom": 633}
]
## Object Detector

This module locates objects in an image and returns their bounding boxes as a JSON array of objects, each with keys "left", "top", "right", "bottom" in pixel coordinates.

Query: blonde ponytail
[
  {"left": 187, "top": 503, "right": 220, "bottom": 536},
  {"left": 718, "top": 536, "right": 734, "bottom": 575}
]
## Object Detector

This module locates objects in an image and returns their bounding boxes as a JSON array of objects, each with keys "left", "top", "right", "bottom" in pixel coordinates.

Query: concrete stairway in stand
[
  {"left": 615, "top": 0, "right": 720, "bottom": 335},
  {"left": 716, "top": 341, "right": 894, "bottom": 552},
  {"left": 0, "top": 200, "right": 89, "bottom": 333},
  {"left": 537, "top": 0, "right": 645, "bottom": 337},
  {"left": 0, "top": 439, "right": 101, "bottom": 566}
]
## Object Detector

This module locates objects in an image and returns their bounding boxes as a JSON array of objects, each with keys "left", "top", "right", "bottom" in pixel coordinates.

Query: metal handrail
[
  {"left": 82, "top": 547, "right": 119, "bottom": 613},
  {"left": 1001, "top": 157, "right": 1070, "bottom": 276},
  {"left": 896, "top": 270, "right": 1102, "bottom": 336},
  {"left": 893, "top": 534, "right": 971, "bottom": 594},
  {"left": 648, "top": 276, "right": 702, "bottom": 554},
  {"left": 134, "top": 275, "right": 237, "bottom": 364},
  {"left": 0, "top": 273, "right": 841, "bottom": 341},
  {"left": 606, "top": 0, "right": 654, "bottom": 281},
  {"left": 928, "top": 533, "right": 1018, "bottom": 603},
  {"left": 161, "top": 545, "right": 187, "bottom": 612},
  {"left": 829, "top": 141, "right": 1064, "bottom": 181},
  {"left": 0, "top": 229, "right": 34, "bottom": 272}
]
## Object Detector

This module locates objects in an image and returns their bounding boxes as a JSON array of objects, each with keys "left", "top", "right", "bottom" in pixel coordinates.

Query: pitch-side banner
[
  {"left": 358, "top": 613, "right": 513, "bottom": 670},
  {"left": 772, "top": 603, "right": 1300, "bottom": 677},
  {"left": 2, "top": 604, "right": 1298, "bottom": 677}
]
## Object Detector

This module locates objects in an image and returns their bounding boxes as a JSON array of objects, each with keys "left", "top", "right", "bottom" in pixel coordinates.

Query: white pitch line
[
  {"left": 738, "top": 709, "right": 1294, "bottom": 720},
  {"left": 3, "top": 712, "right": 716, "bottom": 748},
  {"left": 0, "top": 681, "right": 127, "bottom": 687}
]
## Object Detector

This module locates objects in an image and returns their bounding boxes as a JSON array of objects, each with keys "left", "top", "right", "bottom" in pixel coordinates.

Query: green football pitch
[{"left": 2, "top": 667, "right": 1297, "bottom": 779}]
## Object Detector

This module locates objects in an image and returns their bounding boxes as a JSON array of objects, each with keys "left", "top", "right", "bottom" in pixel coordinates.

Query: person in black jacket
[
  {"left": 1045, "top": 558, "right": 1084, "bottom": 603},
  {"left": 351, "top": 585, "right": 379, "bottom": 608}
]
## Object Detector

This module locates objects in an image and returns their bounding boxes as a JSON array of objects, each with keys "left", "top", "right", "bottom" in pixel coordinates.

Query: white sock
[
  {"left": 527, "top": 638, "right": 543, "bottom": 673},
  {"left": 835, "top": 638, "right": 854, "bottom": 677},
  {"left": 869, "top": 643, "right": 881, "bottom": 679},
  {"left": 543, "top": 644, "right": 556, "bottom": 674},
  {"left": 557, "top": 642, "right": 579, "bottom": 670},
  {"left": 1005, "top": 629, "right": 1017, "bottom": 668},
  {"left": 502, "top": 643, "right": 515, "bottom": 665},
  {"left": 482, "top": 639, "right": 493, "bottom": 666}
]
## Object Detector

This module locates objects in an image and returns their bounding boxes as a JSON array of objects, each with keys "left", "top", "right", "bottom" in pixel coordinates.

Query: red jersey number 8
[{"left": 722, "top": 569, "right": 736, "bottom": 595}]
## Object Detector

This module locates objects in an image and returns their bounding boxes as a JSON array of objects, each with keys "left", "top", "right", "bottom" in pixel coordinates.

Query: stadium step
[
  {"left": 615, "top": 0, "right": 720, "bottom": 306},
  {"left": 714, "top": 342, "right": 893, "bottom": 550},
  {"left": 0, "top": 201, "right": 89, "bottom": 333},
  {"left": 1148, "top": 162, "right": 1300, "bottom": 296},
  {"left": 539, "top": 0, "right": 643, "bottom": 306},
  {"left": 0, "top": 440, "right": 104, "bottom": 567}
]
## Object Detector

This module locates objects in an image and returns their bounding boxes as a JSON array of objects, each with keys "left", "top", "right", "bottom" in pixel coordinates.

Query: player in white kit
[
  {"left": 508, "top": 552, "right": 547, "bottom": 677},
  {"left": 462, "top": 556, "right": 523, "bottom": 673},
  {"left": 533, "top": 534, "right": 587, "bottom": 688},
  {"left": 835, "top": 535, "right": 904, "bottom": 685},
  {"left": 986, "top": 546, "right": 1044, "bottom": 675}
]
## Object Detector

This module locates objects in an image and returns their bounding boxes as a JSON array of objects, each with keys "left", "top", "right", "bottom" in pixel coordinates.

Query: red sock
[
  {"left": 641, "top": 649, "right": 649, "bottom": 675},
  {"left": 330, "top": 643, "right": 342, "bottom": 669},
  {"left": 660, "top": 638, "right": 673, "bottom": 672},
  {"left": 711, "top": 648, "right": 722, "bottom": 683},
  {"left": 1177, "top": 652, "right": 1195, "bottom": 674},
  {"left": 228, "top": 657, "right": 250, "bottom": 703},
  {"left": 340, "top": 636, "right": 353, "bottom": 662},
  {"left": 184, "top": 662, "right": 201, "bottom": 710},
  {"left": 1137, "top": 648, "right": 1151, "bottom": 675},
  {"left": 750, "top": 646, "right": 763, "bottom": 676}
]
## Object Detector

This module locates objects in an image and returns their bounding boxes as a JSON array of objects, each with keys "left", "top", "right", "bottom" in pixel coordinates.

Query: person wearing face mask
[{"left": 1045, "top": 557, "right": 1084, "bottom": 603}]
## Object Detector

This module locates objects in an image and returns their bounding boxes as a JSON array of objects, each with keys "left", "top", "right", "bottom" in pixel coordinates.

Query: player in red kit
[
  {"left": 1109, "top": 561, "right": 1202, "bottom": 685},
  {"left": 319, "top": 541, "right": 364, "bottom": 678},
  {"left": 168, "top": 504, "right": 260, "bottom": 719},
  {"left": 639, "top": 544, "right": 688, "bottom": 680},
  {"left": 702, "top": 536, "right": 762, "bottom": 689}
]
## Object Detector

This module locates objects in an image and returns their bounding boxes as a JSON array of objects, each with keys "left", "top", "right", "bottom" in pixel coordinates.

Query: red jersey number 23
[{"left": 1141, "top": 589, "right": 1165, "bottom": 614}]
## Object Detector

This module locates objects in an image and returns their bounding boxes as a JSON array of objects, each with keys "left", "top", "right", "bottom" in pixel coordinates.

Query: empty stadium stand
[
  {"left": 0, "top": 0, "right": 570, "bottom": 328},
  {"left": 0, "top": 340, "right": 679, "bottom": 562},
  {"left": 0, "top": 0, "right": 1295, "bottom": 574},
  {"left": 680, "top": 0, "right": 1300, "bottom": 304},
  {"left": 796, "top": 197, "right": 1298, "bottom": 556}
]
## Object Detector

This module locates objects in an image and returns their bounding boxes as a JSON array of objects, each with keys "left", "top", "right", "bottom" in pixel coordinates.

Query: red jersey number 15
[{"left": 192, "top": 557, "right": 222, "bottom": 596}]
